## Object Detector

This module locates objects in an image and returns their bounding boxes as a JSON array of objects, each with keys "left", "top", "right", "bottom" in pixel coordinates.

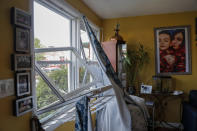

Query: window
[
  {"left": 34, "top": 1, "right": 72, "bottom": 115},
  {"left": 33, "top": 0, "right": 103, "bottom": 123},
  {"left": 80, "top": 20, "right": 99, "bottom": 61}
]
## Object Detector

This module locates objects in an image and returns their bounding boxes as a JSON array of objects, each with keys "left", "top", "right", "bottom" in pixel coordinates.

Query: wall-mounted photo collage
[{"left": 11, "top": 7, "right": 33, "bottom": 117}]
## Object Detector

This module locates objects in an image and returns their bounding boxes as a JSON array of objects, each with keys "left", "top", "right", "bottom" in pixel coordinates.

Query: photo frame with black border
[
  {"left": 15, "top": 72, "right": 31, "bottom": 97},
  {"left": 15, "top": 27, "right": 30, "bottom": 52},
  {"left": 12, "top": 54, "right": 32, "bottom": 71},
  {"left": 154, "top": 25, "right": 191, "bottom": 75},
  {"left": 14, "top": 96, "right": 33, "bottom": 117},
  {"left": 11, "top": 7, "right": 31, "bottom": 29}
]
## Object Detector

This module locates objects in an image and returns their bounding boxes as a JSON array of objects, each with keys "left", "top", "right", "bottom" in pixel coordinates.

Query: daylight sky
[{"left": 34, "top": 1, "right": 70, "bottom": 47}]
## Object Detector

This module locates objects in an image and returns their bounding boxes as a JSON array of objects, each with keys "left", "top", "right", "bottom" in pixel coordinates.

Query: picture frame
[
  {"left": 15, "top": 27, "right": 30, "bottom": 52},
  {"left": 12, "top": 54, "right": 32, "bottom": 71},
  {"left": 14, "top": 96, "right": 33, "bottom": 117},
  {"left": 15, "top": 72, "right": 31, "bottom": 97},
  {"left": 154, "top": 26, "right": 191, "bottom": 75},
  {"left": 140, "top": 85, "right": 152, "bottom": 94},
  {"left": 11, "top": 7, "right": 31, "bottom": 29}
]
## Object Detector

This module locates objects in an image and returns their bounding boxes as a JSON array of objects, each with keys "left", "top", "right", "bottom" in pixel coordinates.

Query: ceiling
[{"left": 82, "top": 0, "right": 197, "bottom": 19}]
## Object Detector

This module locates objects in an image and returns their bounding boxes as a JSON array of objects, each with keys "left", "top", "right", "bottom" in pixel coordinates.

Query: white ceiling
[{"left": 82, "top": 0, "right": 197, "bottom": 19}]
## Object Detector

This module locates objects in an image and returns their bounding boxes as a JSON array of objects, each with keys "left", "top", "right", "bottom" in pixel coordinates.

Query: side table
[{"left": 140, "top": 92, "right": 184, "bottom": 129}]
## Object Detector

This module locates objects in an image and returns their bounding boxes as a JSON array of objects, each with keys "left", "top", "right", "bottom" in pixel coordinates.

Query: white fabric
[
  {"left": 96, "top": 97, "right": 131, "bottom": 131},
  {"left": 110, "top": 80, "right": 132, "bottom": 130},
  {"left": 96, "top": 88, "right": 132, "bottom": 131}
]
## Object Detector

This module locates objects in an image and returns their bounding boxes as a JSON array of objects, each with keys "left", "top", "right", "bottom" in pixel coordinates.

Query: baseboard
[{"left": 155, "top": 121, "right": 184, "bottom": 130}]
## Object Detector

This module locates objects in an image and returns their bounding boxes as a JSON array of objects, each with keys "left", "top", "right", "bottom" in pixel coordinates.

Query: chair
[{"left": 182, "top": 90, "right": 197, "bottom": 131}]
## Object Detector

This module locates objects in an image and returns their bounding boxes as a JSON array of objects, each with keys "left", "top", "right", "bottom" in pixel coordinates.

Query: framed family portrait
[
  {"left": 11, "top": 7, "right": 31, "bottom": 29},
  {"left": 15, "top": 72, "right": 30, "bottom": 97},
  {"left": 14, "top": 96, "right": 33, "bottom": 117},
  {"left": 15, "top": 27, "right": 30, "bottom": 52},
  {"left": 12, "top": 54, "right": 32, "bottom": 71},
  {"left": 154, "top": 26, "right": 191, "bottom": 75}
]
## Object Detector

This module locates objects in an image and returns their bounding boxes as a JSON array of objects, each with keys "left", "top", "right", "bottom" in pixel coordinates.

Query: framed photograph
[
  {"left": 15, "top": 27, "right": 30, "bottom": 52},
  {"left": 15, "top": 72, "right": 30, "bottom": 97},
  {"left": 140, "top": 85, "right": 152, "bottom": 94},
  {"left": 14, "top": 96, "right": 33, "bottom": 117},
  {"left": 12, "top": 54, "right": 31, "bottom": 71},
  {"left": 154, "top": 26, "right": 191, "bottom": 75},
  {"left": 11, "top": 7, "right": 31, "bottom": 29}
]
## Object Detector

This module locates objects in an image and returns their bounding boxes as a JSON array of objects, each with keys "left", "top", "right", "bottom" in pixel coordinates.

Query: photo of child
[
  {"left": 15, "top": 96, "right": 33, "bottom": 116},
  {"left": 18, "top": 98, "right": 32, "bottom": 113},
  {"left": 155, "top": 26, "right": 191, "bottom": 75},
  {"left": 159, "top": 30, "right": 175, "bottom": 72}
]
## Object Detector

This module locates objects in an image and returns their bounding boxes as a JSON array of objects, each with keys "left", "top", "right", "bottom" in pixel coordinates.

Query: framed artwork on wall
[
  {"left": 12, "top": 54, "right": 32, "bottom": 71},
  {"left": 15, "top": 27, "right": 30, "bottom": 52},
  {"left": 15, "top": 72, "right": 30, "bottom": 97},
  {"left": 14, "top": 96, "right": 33, "bottom": 117},
  {"left": 11, "top": 7, "right": 31, "bottom": 29},
  {"left": 154, "top": 26, "right": 191, "bottom": 75}
]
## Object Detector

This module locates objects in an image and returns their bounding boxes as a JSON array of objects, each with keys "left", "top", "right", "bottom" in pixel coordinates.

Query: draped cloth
[
  {"left": 82, "top": 16, "right": 149, "bottom": 131},
  {"left": 75, "top": 96, "right": 89, "bottom": 131},
  {"left": 75, "top": 96, "right": 93, "bottom": 131},
  {"left": 95, "top": 96, "right": 132, "bottom": 131},
  {"left": 82, "top": 16, "right": 132, "bottom": 131}
]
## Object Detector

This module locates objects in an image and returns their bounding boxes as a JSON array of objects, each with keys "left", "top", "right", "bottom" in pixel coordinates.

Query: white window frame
[{"left": 30, "top": 0, "right": 101, "bottom": 122}]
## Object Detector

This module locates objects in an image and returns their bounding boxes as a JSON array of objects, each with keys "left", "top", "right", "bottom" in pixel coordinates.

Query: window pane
[
  {"left": 38, "top": 64, "right": 70, "bottom": 96},
  {"left": 35, "top": 50, "right": 71, "bottom": 61},
  {"left": 36, "top": 73, "right": 60, "bottom": 110},
  {"left": 80, "top": 20, "right": 99, "bottom": 61},
  {"left": 34, "top": 2, "right": 70, "bottom": 48},
  {"left": 79, "top": 66, "right": 91, "bottom": 86}
]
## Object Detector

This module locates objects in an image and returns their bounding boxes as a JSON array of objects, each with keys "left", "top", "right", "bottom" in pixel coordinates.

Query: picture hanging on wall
[
  {"left": 12, "top": 54, "right": 32, "bottom": 71},
  {"left": 15, "top": 27, "right": 30, "bottom": 52},
  {"left": 154, "top": 26, "right": 191, "bottom": 75},
  {"left": 11, "top": 7, "right": 31, "bottom": 29},
  {"left": 14, "top": 96, "right": 33, "bottom": 117},
  {"left": 15, "top": 72, "right": 30, "bottom": 97}
]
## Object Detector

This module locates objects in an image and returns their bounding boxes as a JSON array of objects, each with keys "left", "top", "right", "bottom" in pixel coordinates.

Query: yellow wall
[
  {"left": 0, "top": 0, "right": 101, "bottom": 131},
  {"left": 65, "top": 0, "right": 102, "bottom": 27},
  {"left": 55, "top": 121, "right": 75, "bottom": 131},
  {"left": 0, "top": 1, "right": 32, "bottom": 131},
  {"left": 102, "top": 11, "right": 197, "bottom": 122}
]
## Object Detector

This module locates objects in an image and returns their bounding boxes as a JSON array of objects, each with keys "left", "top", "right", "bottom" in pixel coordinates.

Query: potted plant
[{"left": 123, "top": 44, "right": 149, "bottom": 94}]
